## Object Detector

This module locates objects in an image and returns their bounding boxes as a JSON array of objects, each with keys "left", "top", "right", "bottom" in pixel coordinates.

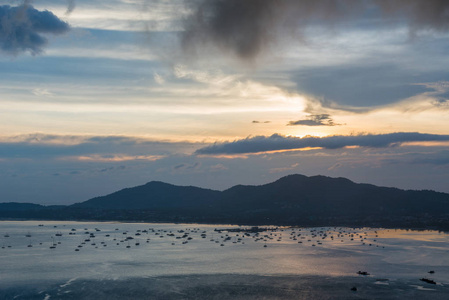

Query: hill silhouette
[
  {"left": 1, "top": 174, "right": 449, "bottom": 229},
  {"left": 73, "top": 181, "right": 220, "bottom": 210}
]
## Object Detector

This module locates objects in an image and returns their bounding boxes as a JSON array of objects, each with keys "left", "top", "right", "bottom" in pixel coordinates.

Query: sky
[{"left": 1, "top": 0, "right": 449, "bottom": 205}]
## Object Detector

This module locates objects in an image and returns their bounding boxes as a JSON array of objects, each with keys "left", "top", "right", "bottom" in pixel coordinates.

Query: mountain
[
  {"left": 73, "top": 181, "right": 220, "bottom": 210},
  {"left": 221, "top": 174, "right": 448, "bottom": 216},
  {"left": 1, "top": 174, "right": 449, "bottom": 229}
]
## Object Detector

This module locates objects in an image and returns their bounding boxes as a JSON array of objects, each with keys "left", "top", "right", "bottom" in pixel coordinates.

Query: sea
[{"left": 1, "top": 221, "right": 448, "bottom": 299}]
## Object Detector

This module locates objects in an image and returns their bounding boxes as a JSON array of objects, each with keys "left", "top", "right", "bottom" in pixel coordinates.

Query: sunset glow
[{"left": 1, "top": 0, "right": 449, "bottom": 204}]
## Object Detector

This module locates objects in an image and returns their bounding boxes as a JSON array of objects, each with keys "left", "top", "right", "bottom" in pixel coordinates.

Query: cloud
[
  {"left": 181, "top": 0, "right": 359, "bottom": 60},
  {"left": 173, "top": 162, "right": 201, "bottom": 171},
  {"left": 288, "top": 114, "right": 341, "bottom": 126},
  {"left": 0, "top": 134, "right": 194, "bottom": 160},
  {"left": 32, "top": 88, "right": 53, "bottom": 96},
  {"left": 210, "top": 163, "right": 228, "bottom": 171},
  {"left": 327, "top": 162, "right": 343, "bottom": 171},
  {"left": 181, "top": 0, "right": 449, "bottom": 60},
  {"left": 195, "top": 132, "right": 449, "bottom": 155},
  {"left": 73, "top": 154, "right": 165, "bottom": 162},
  {"left": 153, "top": 72, "right": 165, "bottom": 85},
  {"left": 291, "top": 64, "right": 432, "bottom": 108},
  {"left": 412, "top": 81, "right": 449, "bottom": 108},
  {"left": 393, "top": 150, "right": 449, "bottom": 166},
  {"left": 252, "top": 120, "right": 270, "bottom": 124},
  {"left": 98, "top": 165, "right": 126, "bottom": 173},
  {"left": 375, "top": 0, "right": 449, "bottom": 33},
  {"left": 173, "top": 163, "right": 186, "bottom": 170},
  {"left": 66, "top": 0, "right": 76, "bottom": 15},
  {"left": 0, "top": 4, "right": 70, "bottom": 55},
  {"left": 269, "top": 163, "right": 299, "bottom": 174}
]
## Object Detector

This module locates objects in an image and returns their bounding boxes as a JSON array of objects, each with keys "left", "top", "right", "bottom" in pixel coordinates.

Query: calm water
[{"left": 1, "top": 221, "right": 448, "bottom": 299}]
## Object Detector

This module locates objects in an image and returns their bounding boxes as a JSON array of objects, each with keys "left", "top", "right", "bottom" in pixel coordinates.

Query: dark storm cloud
[
  {"left": 182, "top": 0, "right": 360, "bottom": 60},
  {"left": 375, "top": 0, "right": 449, "bottom": 32},
  {"left": 182, "top": 0, "right": 449, "bottom": 60},
  {"left": 195, "top": 132, "right": 449, "bottom": 155},
  {"left": 0, "top": 4, "right": 69, "bottom": 55},
  {"left": 288, "top": 114, "right": 341, "bottom": 126}
]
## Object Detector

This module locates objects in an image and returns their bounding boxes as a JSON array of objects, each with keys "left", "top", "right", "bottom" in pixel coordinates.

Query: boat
[
  {"left": 357, "top": 271, "right": 370, "bottom": 276},
  {"left": 49, "top": 236, "right": 56, "bottom": 249},
  {"left": 420, "top": 278, "right": 436, "bottom": 284}
]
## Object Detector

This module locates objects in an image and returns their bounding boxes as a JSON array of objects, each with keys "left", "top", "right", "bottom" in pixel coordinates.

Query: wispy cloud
[
  {"left": 65, "top": 0, "right": 76, "bottom": 15},
  {"left": 269, "top": 163, "right": 299, "bottom": 174},
  {"left": 153, "top": 72, "right": 165, "bottom": 85},
  {"left": 70, "top": 154, "right": 165, "bottom": 162},
  {"left": 210, "top": 163, "right": 228, "bottom": 171},
  {"left": 0, "top": 134, "right": 192, "bottom": 161},
  {"left": 288, "top": 114, "right": 342, "bottom": 126},
  {"left": 195, "top": 132, "right": 449, "bottom": 155},
  {"left": 172, "top": 162, "right": 201, "bottom": 172}
]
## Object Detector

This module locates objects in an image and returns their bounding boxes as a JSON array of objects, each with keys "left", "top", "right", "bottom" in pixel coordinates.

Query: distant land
[{"left": 1, "top": 174, "right": 449, "bottom": 230}]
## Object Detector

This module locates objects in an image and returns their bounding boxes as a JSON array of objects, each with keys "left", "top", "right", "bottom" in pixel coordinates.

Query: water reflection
[{"left": 1, "top": 221, "right": 448, "bottom": 292}]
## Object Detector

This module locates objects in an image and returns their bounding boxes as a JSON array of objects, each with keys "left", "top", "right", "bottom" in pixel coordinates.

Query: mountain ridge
[{"left": 1, "top": 174, "right": 449, "bottom": 229}]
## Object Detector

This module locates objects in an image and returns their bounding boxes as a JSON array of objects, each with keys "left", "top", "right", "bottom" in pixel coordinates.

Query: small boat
[
  {"left": 420, "top": 278, "right": 436, "bottom": 284},
  {"left": 357, "top": 271, "right": 370, "bottom": 276},
  {"left": 49, "top": 236, "right": 57, "bottom": 249}
]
